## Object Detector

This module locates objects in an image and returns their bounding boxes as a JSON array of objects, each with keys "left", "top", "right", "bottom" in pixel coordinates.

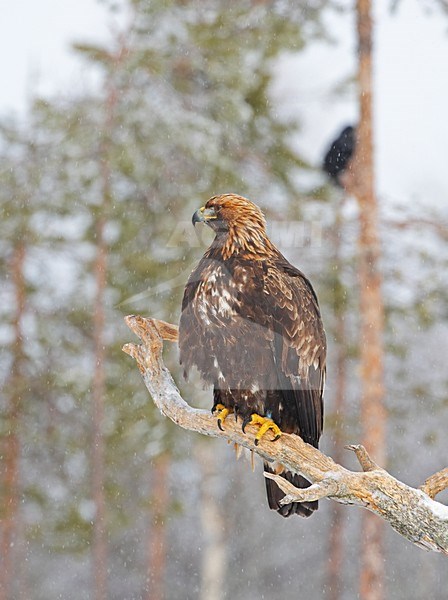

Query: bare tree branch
[
  {"left": 385, "top": 217, "right": 448, "bottom": 241},
  {"left": 123, "top": 315, "right": 448, "bottom": 556},
  {"left": 420, "top": 468, "right": 448, "bottom": 500},
  {"left": 344, "top": 444, "right": 380, "bottom": 472}
]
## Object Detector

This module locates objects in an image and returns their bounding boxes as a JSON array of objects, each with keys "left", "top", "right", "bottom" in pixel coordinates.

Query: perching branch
[
  {"left": 420, "top": 468, "right": 448, "bottom": 500},
  {"left": 123, "top": 315, "right": 448, "bottom": 556}
]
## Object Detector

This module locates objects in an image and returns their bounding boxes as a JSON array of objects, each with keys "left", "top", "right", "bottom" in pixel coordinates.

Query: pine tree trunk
[
  {"left": 354, "top": 2, "right": 387, "bottom": 598},
  {"left": 92, "top": 209, "right": 108, "bottom": 600},
  {"left": 0, "top": 243, "right": 26, "bottom": 600},
  {"left": 91, "top": 77, "right": 118, "bottom": 600},
  {"left": 146, "top": 454, "right": 169, "bottom": 600},
  {"left": 90, "top": 38, "right": 128, "bottom": 600}
]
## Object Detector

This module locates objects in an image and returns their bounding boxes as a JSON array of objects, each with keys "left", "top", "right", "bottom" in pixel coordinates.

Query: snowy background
[{"left": 2, "top": 1, "right": 448, "bottom": 599}]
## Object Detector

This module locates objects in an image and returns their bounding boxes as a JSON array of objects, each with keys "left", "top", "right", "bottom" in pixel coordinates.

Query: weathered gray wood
[{"left": 123, "top": 315, "right": 448, "bottom": 556}]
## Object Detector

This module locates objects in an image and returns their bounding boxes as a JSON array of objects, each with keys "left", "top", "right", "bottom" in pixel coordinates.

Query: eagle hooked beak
[{"left": 192, "top": 206, "right": 217, "bottom": 227}]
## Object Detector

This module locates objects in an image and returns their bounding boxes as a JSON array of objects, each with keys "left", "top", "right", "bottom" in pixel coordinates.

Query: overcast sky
[{"left": 1, "top": 0, "right": 447, "bottom": 209}]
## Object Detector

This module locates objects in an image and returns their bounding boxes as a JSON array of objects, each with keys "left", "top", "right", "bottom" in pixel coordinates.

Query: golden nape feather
[{"left": 180, "top": 194, "right": 326, "bottom": 517}]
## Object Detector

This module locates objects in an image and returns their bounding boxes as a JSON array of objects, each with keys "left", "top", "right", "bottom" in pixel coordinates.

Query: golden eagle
[{"left": 179, "top": 194, "right": 326, "bottom": 517}]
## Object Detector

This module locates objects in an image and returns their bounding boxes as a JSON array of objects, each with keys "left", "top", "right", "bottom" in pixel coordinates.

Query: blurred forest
[{"left": 1, "top": 1, "right": 448, "bottom": 599}]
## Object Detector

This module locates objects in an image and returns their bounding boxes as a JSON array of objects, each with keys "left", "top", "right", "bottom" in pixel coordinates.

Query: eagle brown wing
[
  {"left": 260, "top": 255, "right": 326, "bottom": 517},
  {"left": 262, "top": 254, "right": 326, "bottom": 448}
]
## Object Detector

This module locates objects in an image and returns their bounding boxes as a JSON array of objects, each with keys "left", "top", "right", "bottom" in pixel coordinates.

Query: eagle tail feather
[{"left": 263, "top": 462, "right": 317, "bottom": 518}]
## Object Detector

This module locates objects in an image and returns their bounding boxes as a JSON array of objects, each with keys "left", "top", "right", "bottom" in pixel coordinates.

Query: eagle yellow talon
[
  {"left": 214, "top": 403, "right": 232, "bottom": 431},
  {"left": 248, "top": 414, "right": 282, "bottom": 445}
]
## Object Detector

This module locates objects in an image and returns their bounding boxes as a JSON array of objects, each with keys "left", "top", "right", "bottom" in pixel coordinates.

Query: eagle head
[
  {"left": 192, "top": 193, "right": 270, "bottom": 258},
  {"left": 192, "top": 193, "right": 266, "bottom": 233}
]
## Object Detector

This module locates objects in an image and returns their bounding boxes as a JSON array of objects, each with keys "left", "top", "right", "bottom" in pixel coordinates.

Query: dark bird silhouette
[
  {"left": 179, "top": 194, "right": 326, "bottom": 517},
  {"left": 322, "top": 125, "right": 356, "bottom": 186}
]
